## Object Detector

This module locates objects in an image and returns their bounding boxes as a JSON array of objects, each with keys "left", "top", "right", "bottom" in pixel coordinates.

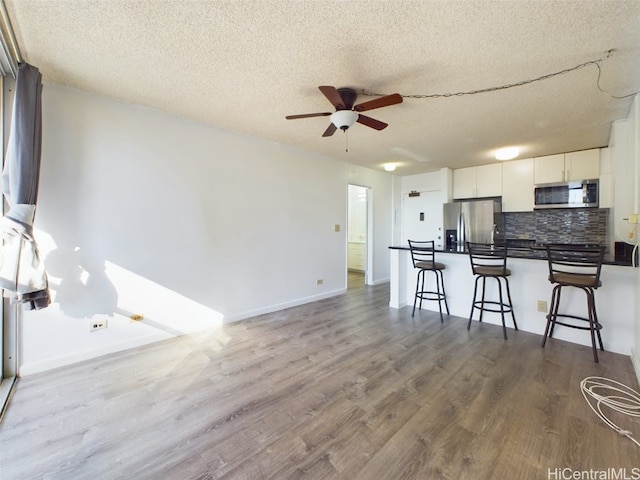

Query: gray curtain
[{"left": 0, "top": 62, "right": 50, "bottom": 310}]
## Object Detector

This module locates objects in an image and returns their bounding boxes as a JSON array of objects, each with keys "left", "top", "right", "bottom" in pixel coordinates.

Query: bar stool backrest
[
  {"left": 408, "top": 240, "right": 436, "bottom": 269},
  {"left": 546, "top": 244, "right": 605, "bottom": 287},
  {"left": 466, "top": 242, "right": 508, "bottom": 276}
]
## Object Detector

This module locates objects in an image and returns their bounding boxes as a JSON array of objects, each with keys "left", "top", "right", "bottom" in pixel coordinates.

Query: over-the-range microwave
[{"left": 534, "top": 179, "right": 599, "bottom": 209}]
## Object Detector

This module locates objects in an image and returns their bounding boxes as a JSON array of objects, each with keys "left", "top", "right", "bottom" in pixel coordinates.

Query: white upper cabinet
[
  {"left": 565, "top": 149, "right": 600, "bottom": 181},
  {"left": 453, "top": 163, "right": 502, "bottom": 199},
  {"left": 475, "top": 163, "right": 503, "bottom": 197},
  {"left": 533, "top": 154, "right": 565, "bottom": 184},
  {"left": 501, "top": 158, "right": 534, "bottom": 212},
  {"left": 534, "top": 149, "right": 600, "bottom": 184},
  {"left": 453, "top": 167, "right": 475, "bottom": 199}
]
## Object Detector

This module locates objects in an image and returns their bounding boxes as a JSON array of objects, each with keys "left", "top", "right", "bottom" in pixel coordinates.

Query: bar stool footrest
[
  {"left": 546, "top": 313, "right": 602, "bottom": 332},
  {"left": 472, "top": 300, "right": 513, "bottom": 314},
  {"left": 416, "top": 291, "right": 446, "bottom": 302}
]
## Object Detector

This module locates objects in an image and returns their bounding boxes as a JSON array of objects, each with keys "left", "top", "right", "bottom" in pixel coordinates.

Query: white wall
[
  {"left": 391, "top": 175, "right": 403, "bottom": 245},
  {"left": 608, "top": 94, "right": 640, "bottom": 379},
  {"left": 393, "top": 168, "right": 450, "bottom": 244},
  {"left": 20, "top": 83, "right": 394, "bottom": 374},
  {"left": 634, "top": 94, "right": 640, "bottom": 384},
  {"left": 630, "top": 95, "right": 640, "bottom": 382}
]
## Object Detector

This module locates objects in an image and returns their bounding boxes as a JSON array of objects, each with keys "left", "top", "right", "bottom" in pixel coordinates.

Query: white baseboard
[
  {"left": 390, "top": 300, "right": 408, "bottom": 308},
  {"left": 223, "top": 288, "right": 346, "bottom": 323}
]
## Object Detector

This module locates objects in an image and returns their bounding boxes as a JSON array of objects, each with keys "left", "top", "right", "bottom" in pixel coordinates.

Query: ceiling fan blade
[
  {"left": 319, "top": 86, "right": 346, "bottom": 110},
  {"left": 286, "top": 112, "right": 331, "bottom": 120},
  {"left": 357, "top": 114, "right": 388, "bottom": 131},
  {"left": 353, "top": 93, "right": 403, "bottom": 112},
  {"left": 322, "top": 123, "right": 337, "bottom": 137}
]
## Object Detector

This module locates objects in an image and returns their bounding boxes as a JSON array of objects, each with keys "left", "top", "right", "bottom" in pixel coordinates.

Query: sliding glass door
[{"left": 0, "top": 74, "right": 17, "bottom": 419}]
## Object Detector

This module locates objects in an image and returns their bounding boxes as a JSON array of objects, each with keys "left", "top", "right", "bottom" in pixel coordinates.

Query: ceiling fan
[{"left": 286, "top": 86, "right": 403, "bottom": 137}]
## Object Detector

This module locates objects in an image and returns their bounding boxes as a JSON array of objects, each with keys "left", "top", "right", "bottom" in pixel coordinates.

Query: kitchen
[{"left": 389, "top": 143, "right": 639, "bottom": 358}]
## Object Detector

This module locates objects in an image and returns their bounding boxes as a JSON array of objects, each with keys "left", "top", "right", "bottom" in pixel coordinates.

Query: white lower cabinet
[{"left": 348, "top": 242, "right": 365, "bottom": 271}]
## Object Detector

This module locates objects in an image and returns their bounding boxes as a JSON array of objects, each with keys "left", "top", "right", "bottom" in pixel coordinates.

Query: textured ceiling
[{"left": 5, "top": 0, "right": 640, "bottom": 175}]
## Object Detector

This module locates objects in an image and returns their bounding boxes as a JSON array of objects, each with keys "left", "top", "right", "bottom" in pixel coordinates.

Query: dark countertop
[{"left": 388, "top": 245, "right": 633, "bottom": 267}]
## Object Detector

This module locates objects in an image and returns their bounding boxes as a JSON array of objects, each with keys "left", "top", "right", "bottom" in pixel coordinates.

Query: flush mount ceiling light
[
  {"left": 495, "top": 147, "right": 520, "bottom": 161},
  {"left": 384, "top": 163, "right": 397, "bottom": 172}
]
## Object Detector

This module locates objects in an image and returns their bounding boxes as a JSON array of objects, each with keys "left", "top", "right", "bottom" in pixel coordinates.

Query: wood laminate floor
[
  {"left": 1, "top": 279, "right": 639, "bottom": 479},
  {"left": 347, "top": 270, "right": 364, "bottom": 289}
]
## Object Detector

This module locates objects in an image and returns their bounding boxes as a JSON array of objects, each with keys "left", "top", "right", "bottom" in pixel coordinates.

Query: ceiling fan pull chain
[{"left": 345, "top": 129, "right": 349, "bottom": 153}]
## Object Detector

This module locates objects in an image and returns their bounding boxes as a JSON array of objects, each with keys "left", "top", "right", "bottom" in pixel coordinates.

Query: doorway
[{"left": 347, "top": 185, "right": 370, "bottom": 288}]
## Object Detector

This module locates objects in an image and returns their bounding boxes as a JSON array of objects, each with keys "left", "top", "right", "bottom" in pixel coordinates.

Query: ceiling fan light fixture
[{"left": 330, "top": 110, "right": 358, "bottom": 131}]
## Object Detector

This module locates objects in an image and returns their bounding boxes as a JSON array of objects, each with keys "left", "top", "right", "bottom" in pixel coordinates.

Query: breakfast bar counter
[{"left": 389, "top": 246, "right": 636, "bottom": 355}]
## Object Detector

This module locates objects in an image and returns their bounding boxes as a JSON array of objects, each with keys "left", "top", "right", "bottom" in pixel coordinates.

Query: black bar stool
[
  {"left": 467, "top": 242, "right": 518, "bottom": 339},
  {"left": 542, "top": 244, "right": 606, "bottom": 363},
  {"left": 408, "top": 240, "right": 449, "bottom": 322}
]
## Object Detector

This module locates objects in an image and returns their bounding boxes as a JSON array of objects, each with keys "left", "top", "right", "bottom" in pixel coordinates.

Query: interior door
[{"left": 402, "top": 191, "right": 443, "bottom": 248}]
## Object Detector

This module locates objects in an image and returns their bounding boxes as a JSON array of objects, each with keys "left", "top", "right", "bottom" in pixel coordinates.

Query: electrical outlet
[
  {"left": 90, "top": 319, "right": 108, "bottom": 332},
  {"left": 316, "top": 279, "right": 324, "bottom": 285},
  {"left": 537, "top": 300, "right": 548, "bottom": 312}
]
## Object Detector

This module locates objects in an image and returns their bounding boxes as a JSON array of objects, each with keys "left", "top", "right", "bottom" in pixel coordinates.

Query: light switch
[{"left": 334, "top": 224, "right": 340, "bottom": 232}]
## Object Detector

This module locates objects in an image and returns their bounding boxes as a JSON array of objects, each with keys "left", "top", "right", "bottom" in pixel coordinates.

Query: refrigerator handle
[{"left": 458, "top": 211, "right": 465, "bottom": 251}]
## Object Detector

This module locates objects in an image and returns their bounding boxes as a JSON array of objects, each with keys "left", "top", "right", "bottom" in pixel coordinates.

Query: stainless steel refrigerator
[{"left": 443, "top": 199, "right": 502, "bottom": 251}]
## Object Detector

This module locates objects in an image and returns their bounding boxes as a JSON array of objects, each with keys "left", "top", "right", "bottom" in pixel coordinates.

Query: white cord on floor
[{"left": 580, "top": 376, "right": 640, "bottom": 447}]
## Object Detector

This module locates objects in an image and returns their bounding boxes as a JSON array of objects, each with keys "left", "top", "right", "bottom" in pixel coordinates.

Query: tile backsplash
[{"left": 502, "top": 208, "right": 609, "bottom": 246}]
